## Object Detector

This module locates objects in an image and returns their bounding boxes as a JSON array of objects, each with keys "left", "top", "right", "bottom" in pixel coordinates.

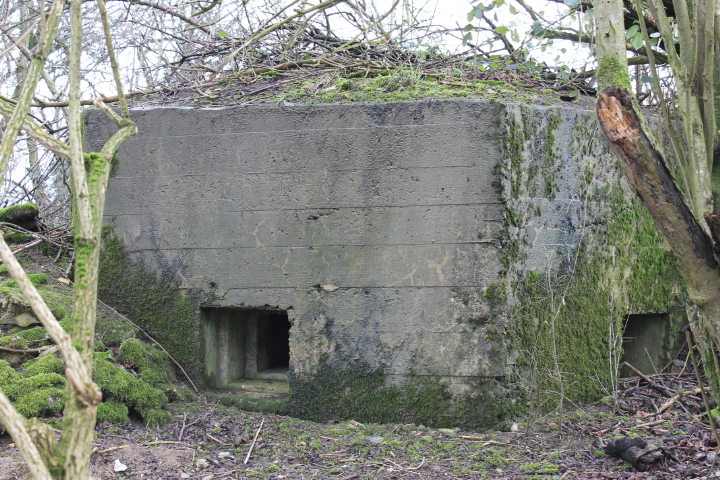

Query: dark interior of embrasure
[{"left": 203, "top": 307, "right": 291, "bottom": 388}]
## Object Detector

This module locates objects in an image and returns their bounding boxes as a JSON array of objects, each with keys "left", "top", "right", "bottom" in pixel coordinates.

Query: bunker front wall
[{"left": 87, "top": 100, "right": 684, "bottom": 429}]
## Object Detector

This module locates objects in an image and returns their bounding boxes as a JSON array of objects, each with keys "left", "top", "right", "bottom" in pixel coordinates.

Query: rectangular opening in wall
[
  {"left": 203, "top": 307, "right": 291, "bottom": 388},
  {"left": 620, "top": 313, "right": 670, "bottom": 377}
]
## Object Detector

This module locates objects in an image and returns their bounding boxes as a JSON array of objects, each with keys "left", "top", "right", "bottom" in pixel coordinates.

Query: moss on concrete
[
  {"left": 289, "top": 361, "right": 522, "bottom": 430},
  {"left": 503, "top": 105, "right": 685, "bottom": 410},
  {"left": 92, "top": 98, "right": 683, "bottom": 428},
  {"left": 278, "top": 70, "right": 558, "bottom": 106},
  {"left": 98, "top": 228, "right": 202, "bottom": 381}
]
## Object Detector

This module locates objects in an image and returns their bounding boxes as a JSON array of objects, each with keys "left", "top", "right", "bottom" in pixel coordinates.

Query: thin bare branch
[{"left": 0, "top": 391, "right": 51, "bottom": 480}]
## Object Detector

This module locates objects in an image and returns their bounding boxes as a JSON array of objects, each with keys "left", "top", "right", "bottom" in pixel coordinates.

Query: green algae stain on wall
[
  {"left": 502, "top": 104, "right": 685, "bottom": 411},
  {"left": 289, "top": 360, "right": 524, "bottom": 430},
  {"left": 97, "top": 228, "right": 206, "bottom": 384}
]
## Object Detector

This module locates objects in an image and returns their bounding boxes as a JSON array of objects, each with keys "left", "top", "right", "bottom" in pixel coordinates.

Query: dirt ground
[{"left": 0, "top": 376, "right": 718, "bottom": 480}]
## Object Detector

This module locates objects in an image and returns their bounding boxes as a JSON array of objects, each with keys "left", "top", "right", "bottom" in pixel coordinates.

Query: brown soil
[{"left": 0, "top": 378, "right": 716, "bottom": 480}]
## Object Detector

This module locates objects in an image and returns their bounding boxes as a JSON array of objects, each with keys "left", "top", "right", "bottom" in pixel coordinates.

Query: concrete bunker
[
  {"left": 90, "top": 100, "right": 687, "bottom": 429},
  {"left": 203, "top": 308, "right": 291, "bottom": 387}
]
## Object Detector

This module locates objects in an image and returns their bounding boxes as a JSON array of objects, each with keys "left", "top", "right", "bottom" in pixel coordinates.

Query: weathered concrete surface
[{"left": 88, "top": 100, "right": 685, "bottom": 428}]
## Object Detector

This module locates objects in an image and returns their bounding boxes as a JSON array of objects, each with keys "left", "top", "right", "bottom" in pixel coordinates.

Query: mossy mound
[
  {"left": 3, "top": 231, "right": 30, "bottom": 245},
  {"left": 0, "top": 345, "right": 174, "bottom": 426},
  {"left": 15, "top": 326, "right": 51, "bottom": 343},
  {"left": 0, "top": 268, "right": 181, "bottom": 426},
  {"left": 0, "top": 273, "right": 48, "bottom": 289},
  {"left": 0, "top": 203, "right": 39, "bottom": 223},
  {"left": 118, "top": 338, "right": 177, "bottom": 395},
  {"left": 279, "top": 71, "right": 551, "bottom": 105},
  {"left": 0, "top": 280, "right": 71, "bottom": 325},
  {"left": 93, "top": 351, "right": 171, "bottom": 426},
  {"left": 23, "top": 352, "right": 64, "bottom": 375},
  {"left": 0, "top": 360, "right": 65, "bottom": 418},
  {"left": 0, "top": 203, "right": 40, "bottom": 232},
  {"left": 95, "top": 311, "right": 139, "bottom": 347},
  {"left": 97, "top": 400, "right": 130, "bottom": 424}
]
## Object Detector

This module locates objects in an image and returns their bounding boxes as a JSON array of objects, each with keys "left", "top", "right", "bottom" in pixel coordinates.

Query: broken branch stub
[{"left": 596, "top": 88, "right": 716, "bottom": 270}]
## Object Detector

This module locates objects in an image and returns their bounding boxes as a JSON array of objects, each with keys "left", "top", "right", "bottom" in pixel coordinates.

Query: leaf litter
[{"left": 0, "top": 361, "right": 718, "bottom": 479}]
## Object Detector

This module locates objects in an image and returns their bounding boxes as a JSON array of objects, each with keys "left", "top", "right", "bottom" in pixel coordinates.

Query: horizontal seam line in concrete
[
  {"left": 124, "top": 242, "right": 502, "bottom": 251},
  {"left": 120, "top": 243, "right": 643, "bottom": 250},
  {"left": 514, "top": 197, "right": 624, "bottom": 205},
  {"left": 103, "top": 203, "right": 505, "bottom": 214},
  {"left": 129, "top": 121, "right": 471, "bottom": 139},
  {"left": 110, "top": 165, "right": 491, "bottom": 178},
  {"left": 189, "top": 286, "right": 500, "bottom": 290}
]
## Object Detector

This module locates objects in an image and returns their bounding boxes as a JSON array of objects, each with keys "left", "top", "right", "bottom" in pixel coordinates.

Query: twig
[
  {"left": 0, "top": 345, "right": 48, "bottom": 354},
  {"left": 659, "top": 387, "right": 702, "bottom": 413},
  {"left": 178, "top": 410, "right": 212, "bottom": 441},
  {"left": 686, "top": 330, "right": 720, "bottom": 446},
  {"left": 0, "top": 222, "right": 71, "bottom": 252},
  {"left": 407, "top": 457, "right": 425, "bottom": 471},
  {"left": 96, "top": 441, "right": 183, "bottom": 454},
  {"left": 0, "top": 239, "right": 43, "bottom": 263},
  {"left": 244, "top": 417, "right": 265, "bottom": 464},
  {"left": 215, "top": 469, "right": 241, "bottom": 479},
  {"left": 622, "top": 362, "right": 676, "bottom": 398},
  {"left": 206, "top": 433, "right": 231, "bottom": 445},
  {"left": 64, "top": 251, "right": 74, "bottom": 277},
  {"left": 636, "top": 419, "right": 666, "bottom": 428},
  {"left": 178, "top": 412, "right": 189, "bottom": 442}
]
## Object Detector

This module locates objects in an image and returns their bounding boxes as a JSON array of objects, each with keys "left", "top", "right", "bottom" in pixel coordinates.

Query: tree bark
[
  {"left": 596, "top": 89, "right": 720, "bottom": 347},
  {"left": 595, "top": 0, "right": 720, "bottom": 355}
]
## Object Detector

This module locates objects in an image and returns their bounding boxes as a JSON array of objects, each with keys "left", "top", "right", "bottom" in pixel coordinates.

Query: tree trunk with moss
[
  {"left": 0, "top": 0, "right": 136, "bottom": 477},
  {"left": 595, "top": 0, "right": 720, "bottom": 359}
]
